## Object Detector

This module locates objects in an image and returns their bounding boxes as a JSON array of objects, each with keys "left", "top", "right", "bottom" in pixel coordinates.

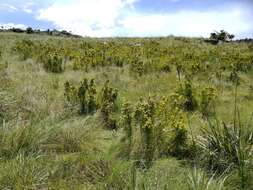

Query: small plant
[
  {"left": 78, "top": 78, "right": 97, "bottom": 115},
  {"left": 229, "top": 66, "right": 240, "bottom": 85},
  {"left": 43, "top": 53, "right": 64, "bottom": 73},
  {"left": 87, "top": 79, "right": 97, "bottom": 114},
  {"left": 199, "top": 86, "right": 217, "bottom": 118},
  {"left": 78, "top": 78, "right": 89, "bottom": 114},
  {"left": 175, "top": 62, "right": 183, "bottom": 81},
  {"left": 64, "top": 78, "right": 97, "bottom": 115},
  {"left": 72, "top": 56, "right": 88, "bottom": 71},
  {"left": 99, "top": 80, "right": 118, "bottom": 129},
  {"left": 130, "top": 57, "right": 147, "bottom": 76},
  {"left": 157, "top": 99, "right": 189, "bottom": 158},
  {"left": 133, "top": 97, "right": 156, "bottom": 167},
  {"left": 13, "top": 39, "right": 35, "bottom": 60},
  {"left": 160, "top": 63, "right": 171, "bottom": 72},
  {"left": 120, "top": 96, "right": 190, "bottom": 162},
  {"left": 64, "top": 81, "right": 78, "bottom": 104},
  {"left": 167, "top": 108, "right": 188, "bottom": 157},
  {"left": 170, "top": 81, "right": 198, "bottom": 112},
  {"left": 120, "top": 101, "right": 133, "bottom": 158}
]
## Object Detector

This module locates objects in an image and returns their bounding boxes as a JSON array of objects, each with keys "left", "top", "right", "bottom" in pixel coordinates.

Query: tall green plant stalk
[{"left": 120, "top": 102, "right": 133, "bottom": 158}]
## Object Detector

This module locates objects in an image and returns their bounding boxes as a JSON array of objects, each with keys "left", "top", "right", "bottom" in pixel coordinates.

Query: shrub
[
  {"left": 199, "top": 86, "right": 217, "bottom": 118},
  {"left": 166, "top": 108, "right": 188, "bottom": 157},
  {"left": 170, "top": 81, "right": 198, "bottom": 112},
  {"left": 129, "top": 57, "right": 147, "bottom": 76},
  {"left": 229, "top": 66, "right": 240, "bottom": 85},
  {"left": 64, "top": 81, "right": 78, "bottom": 105},
  {"left": 157, "top": 98, "right": 189, "bottom": 158},
  {"left": 64, "top": 79, "right": 118, "bottom": 128},
  {"left": 43, "top": 53, "right": 64, "bottom": 73},
  {"left": 64, "top": 78, "right": 97, "bottom": 115},
  {"left": 120, "top": 101, "right": 133, "bottom": 158},
  {"left": 72, "top": 56, "right": 88, "bottom": 71},
  {"left": 119, "top": 96, "right": 190, "bottom": 163},
  {"left": 78, "top": 79, "right": 89, "bottom": 114},
  {"left": 14, "top": 40, "right": 35, "bottom": 60},
  {"left": 99, "top": 80, "right": 118, "bottom": 129},
  {"left": 160, "top": 63, "right": 171, "bottom": 72},
  {"left": 133, "top": 97, "right": 156, "bottom": 167},
  {"left": 175, "top": 62, "right": 184, "bottom": 81}
]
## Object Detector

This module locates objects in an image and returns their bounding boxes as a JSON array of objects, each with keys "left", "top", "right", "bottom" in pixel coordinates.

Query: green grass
[{"left": 0, "top": 32, "right": 253, "bottom": 189}]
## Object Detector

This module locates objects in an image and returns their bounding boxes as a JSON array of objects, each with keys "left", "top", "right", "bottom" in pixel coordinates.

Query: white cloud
[
  {"left": 0, "top": 23, "right": 26, "bottom": 29},
  {"left": 0, "top": 3, "right": 18, "bottom": 12},
  {"left": 37, "top": 0, "right": 139, "bottom": 37},
  {"left": 120, "top": 8, "right": 253, "bottom": 38},
  {"left": 37, "top": 1, "right": 253, "bottom": 38},
  {"left": 0, "top": 1, "right": 39, "bottom": 14},
  {"left": 22, "top": 2, "right": 35, "bottom": 13}
]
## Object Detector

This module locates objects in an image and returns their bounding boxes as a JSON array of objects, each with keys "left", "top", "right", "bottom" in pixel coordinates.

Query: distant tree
[
  {"left": 228, "top": 34, "right": 235, "bottom": 40},
  {"left": 209, "top": 30, "right": 235, "bottom": 42},
  {"left": 46, "top": 29, "right": 53, "bottom": 35},
  {"left": 210, "top": 32, "right": 217, "bottom": 40},
  {"left": 60, "top": 30, "right": 71, "bottom": 36},
  {"left": 26, "top": 27, "right": 34, "bottom": 34}
]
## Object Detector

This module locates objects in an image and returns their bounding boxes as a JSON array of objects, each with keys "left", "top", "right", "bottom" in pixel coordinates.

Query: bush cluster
[{"left": 64, "top": 79, "right": 118, "bottom": 129}]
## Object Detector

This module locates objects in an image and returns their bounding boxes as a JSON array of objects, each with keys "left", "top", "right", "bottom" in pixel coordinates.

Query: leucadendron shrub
[
  {"left": 64, "top": 78, "right": 97, "bottom": 115},
  {"left": 133, "top": 97, "right": 156, "bottom": 167},
  {"left": 169, "top": 81, "right": 198, "bottom": 112},
  {"left": 43, "top": 53, "right": 64, "bottom": 73},
  {"left": 13, "top": 39, "right": 35, "bottom": 60},
  {"left": 120, "top": 96, "right": 191, "bottom": 167},
  {"left": 199, "top": 86, "right": 217, "bottom": 118},
  {"left": 99, "top": 80, "right": 118, "bottom": 129},
  {"left": 64, "top": 79, "right": 118, "bottom": 129},
  {"left": 156, "top": 97, "right": 189, "bottom": 158}
]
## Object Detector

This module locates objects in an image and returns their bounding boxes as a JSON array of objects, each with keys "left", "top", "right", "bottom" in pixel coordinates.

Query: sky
[{"left": 0, "top": 0, "right": 252, "bottom": 38}]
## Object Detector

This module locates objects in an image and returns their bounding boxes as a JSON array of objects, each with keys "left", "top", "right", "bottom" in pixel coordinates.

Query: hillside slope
[{"left": 0, "top": 33, "right": 253, "bottom": 189}]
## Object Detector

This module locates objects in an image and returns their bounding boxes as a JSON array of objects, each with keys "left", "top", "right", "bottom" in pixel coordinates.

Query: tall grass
[
  {"left": 198, "top": 112, "right": 253, "bottom": 188},
  {"left": 186, "top": 167, "right": 227, "bottom": 190}
]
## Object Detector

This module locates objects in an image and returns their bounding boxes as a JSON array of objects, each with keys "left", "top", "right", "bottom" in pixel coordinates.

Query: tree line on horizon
[
  {"left": 0, "top": 26, "right": 82, "bottom": 38},
  {"left": 1, "top": 26, "right": 253, "bottom": 42}
]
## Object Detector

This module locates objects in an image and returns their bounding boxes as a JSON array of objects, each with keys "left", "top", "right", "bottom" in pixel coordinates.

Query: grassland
[{"left": 0, "top": 32, "right": 253, "bottom": 189}]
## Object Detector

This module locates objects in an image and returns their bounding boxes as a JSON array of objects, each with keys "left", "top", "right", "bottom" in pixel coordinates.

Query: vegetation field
[{"left": 0, "top": 32, "right": 253, "bottom": 189}]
